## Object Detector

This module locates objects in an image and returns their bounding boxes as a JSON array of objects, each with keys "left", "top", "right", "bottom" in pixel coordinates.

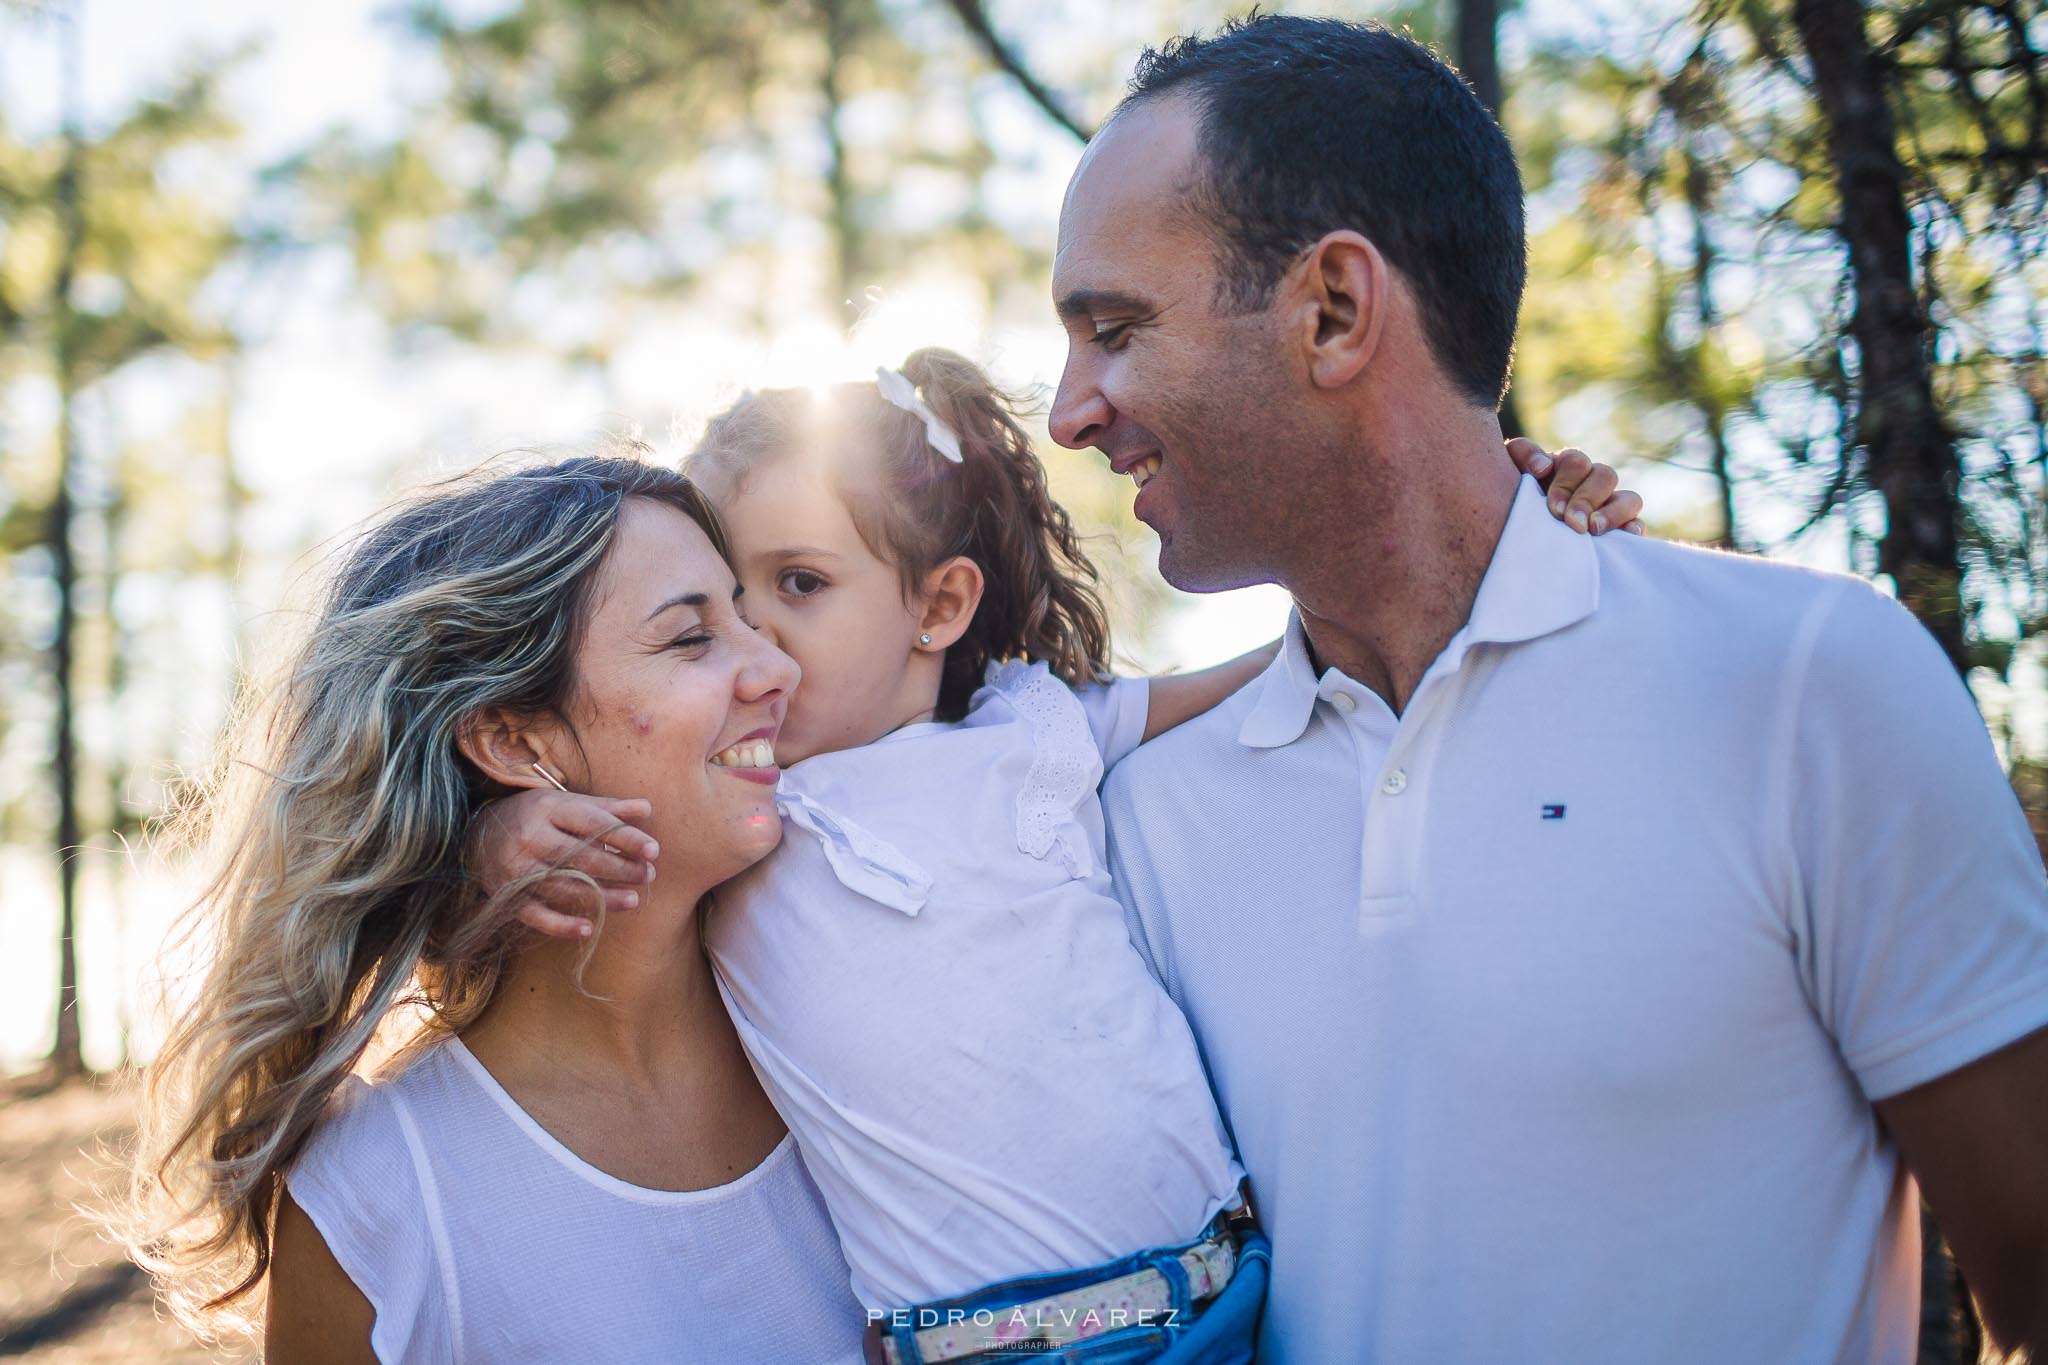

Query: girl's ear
[
  {"left": 917, "top": 556, "right": 985, "bottom": 652},
  {"left": 456, "top": 707, "right": 568, "bottom": 790}
]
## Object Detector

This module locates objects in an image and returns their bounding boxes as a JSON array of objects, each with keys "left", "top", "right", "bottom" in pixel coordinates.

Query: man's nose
[{"left": 1049, "top": 359, "right": 1113, "bottom": 451}]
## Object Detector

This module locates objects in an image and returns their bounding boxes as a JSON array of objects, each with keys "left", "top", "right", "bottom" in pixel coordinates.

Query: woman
[{"left": 122, "top": 457, "right": 863, "bottom": 1362}]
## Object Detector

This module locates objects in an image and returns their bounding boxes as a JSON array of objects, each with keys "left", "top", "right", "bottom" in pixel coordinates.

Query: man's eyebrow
[
  {"left": 1055, "top": 288, "right": 1151, "bottom": 321},
  {"left": 644, "top": 581, "right": 744, "bottom": 623}
]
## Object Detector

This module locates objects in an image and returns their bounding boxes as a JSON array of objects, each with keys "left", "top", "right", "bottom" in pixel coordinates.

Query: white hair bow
[{"left": 874, "top": 367, "right": 964, "bottom": 463}]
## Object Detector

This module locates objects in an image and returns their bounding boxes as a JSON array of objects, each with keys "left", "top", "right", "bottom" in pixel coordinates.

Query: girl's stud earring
[{"left": 919, "top": 633, "right": 934, "bottom": 646}]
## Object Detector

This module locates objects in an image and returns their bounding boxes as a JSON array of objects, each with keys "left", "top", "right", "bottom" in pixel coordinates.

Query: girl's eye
[{"left": 779, "top": 569, "right": 826, "bottom": 597}]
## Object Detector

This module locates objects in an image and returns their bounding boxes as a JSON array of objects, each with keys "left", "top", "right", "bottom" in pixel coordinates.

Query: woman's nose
[{"left": 738, "top": 628, "right": 800, "bottom": 703}]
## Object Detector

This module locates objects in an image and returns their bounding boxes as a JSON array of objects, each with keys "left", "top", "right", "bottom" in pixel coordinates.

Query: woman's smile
[{"left": 710, "top": 726, "right": 781, "bottom": 784}]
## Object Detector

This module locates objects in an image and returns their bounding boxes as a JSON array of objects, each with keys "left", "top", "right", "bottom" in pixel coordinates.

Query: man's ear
[
  {"left": 1290, "top": 230, "right": 1389, "bottom": 391},
  {"left": 917, "top": 557, "right": 985, "bottom": 652},
  {"left": 456, "top": 706, "right": 565, "bottom": 791}
]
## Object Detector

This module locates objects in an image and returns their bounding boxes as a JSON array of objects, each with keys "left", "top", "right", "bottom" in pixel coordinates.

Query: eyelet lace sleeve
[{"left": 985, "top": 660, "right": 1097, "bottom": 878}]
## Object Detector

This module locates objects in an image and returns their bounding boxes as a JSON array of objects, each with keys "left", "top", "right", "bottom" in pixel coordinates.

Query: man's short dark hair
[{"left": 1120, "top": 15, "right": 1526, "bottom": 408}]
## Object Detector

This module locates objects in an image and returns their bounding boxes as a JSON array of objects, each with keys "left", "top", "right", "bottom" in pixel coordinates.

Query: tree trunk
[
  {"left": 1789, "top": 6, "right": 1976, "bottom": 1355},
  {"left": 1454, "top": 0, "right": 1525, "bottom": 438},
  {"left": 1683, "top": 147, "right": 1740, "bottom": 550},
  {"left": 817, "top": 0, "right": 860, "bottom": 322},
  {"left": 47, "top": 0, "right": 86, "bottom": 1080},
  {"left": 103, "top": 427, "right": 131, "bottom": 1070},
  {"left": 1791, "top": 0, "right": 1967, "bottom": 673}
]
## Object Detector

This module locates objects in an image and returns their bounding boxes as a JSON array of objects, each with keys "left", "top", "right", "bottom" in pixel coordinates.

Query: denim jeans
[{"left": 878, "top": 1222, "right": 1270, "bottom": 1364}]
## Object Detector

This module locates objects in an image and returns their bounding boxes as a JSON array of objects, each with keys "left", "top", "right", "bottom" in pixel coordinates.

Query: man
[{"left": 1052, "top": 15, "right": 2048, "bottom": 1363}]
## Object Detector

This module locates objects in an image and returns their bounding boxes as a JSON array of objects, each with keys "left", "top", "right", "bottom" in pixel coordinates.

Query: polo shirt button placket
[{"left": 1380, "top": 769, "right": 1407, "bottom": 796}]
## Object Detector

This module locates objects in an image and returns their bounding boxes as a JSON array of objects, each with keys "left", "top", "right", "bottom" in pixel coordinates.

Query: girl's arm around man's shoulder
[{"left": 1140, "top": 641, "right": 1283, "bottom": 744}]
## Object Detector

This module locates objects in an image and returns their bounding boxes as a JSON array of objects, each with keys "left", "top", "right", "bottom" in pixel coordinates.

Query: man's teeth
[
  {"left": 710, "top": 740, "right": 777, "bottom": 769},
  {"left": 1130, "top": 454, "right": 1162, "bottom": 490}
]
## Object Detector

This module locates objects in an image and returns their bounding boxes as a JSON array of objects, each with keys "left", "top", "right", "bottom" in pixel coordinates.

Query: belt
[{"left": 862, "top": 1189, "right": 1257, "bottom": 1365}]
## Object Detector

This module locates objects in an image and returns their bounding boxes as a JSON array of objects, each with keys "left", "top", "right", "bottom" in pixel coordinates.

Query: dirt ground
[{"left": 0, "top": 1070, "right": 231, "bottom": 1362}]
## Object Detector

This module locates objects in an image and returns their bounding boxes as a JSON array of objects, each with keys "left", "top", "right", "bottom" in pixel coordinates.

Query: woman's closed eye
[{"left": 777, "top": 568, "right": 829, "bottom": 599}]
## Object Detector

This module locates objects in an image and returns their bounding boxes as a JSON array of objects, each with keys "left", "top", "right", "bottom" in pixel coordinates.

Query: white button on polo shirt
[
  {"left": 1380, "top": 769, "right": 1407, "bottom": 795},
  {"left": 1103, "top": 475, "right": 2048, "bottom": 1365}
]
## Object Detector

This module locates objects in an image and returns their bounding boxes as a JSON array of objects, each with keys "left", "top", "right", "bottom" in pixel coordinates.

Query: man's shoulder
[
  {"left": 1594, "top": 535, "right": 1963, "bottom": 739},
  {"left": 1103, "top": 674, "right": 1262, "bottom": 818},
  {"left": 1591, "top": 531, "right": 1881, "bottom": 651},
  {"left": 1598, "top": 529, "right": 1854, "bottom": 606}
]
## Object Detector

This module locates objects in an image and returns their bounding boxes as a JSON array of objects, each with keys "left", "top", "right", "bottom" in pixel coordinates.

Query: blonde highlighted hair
[
  {"left": 689, "top": 347, "right": 1112, "bottom": 720},
  {"left": 116, "top": 454, "right": 727, "bottom": 1339}
]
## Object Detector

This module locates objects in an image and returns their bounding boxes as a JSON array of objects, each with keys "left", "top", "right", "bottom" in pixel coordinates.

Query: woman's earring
[{"left": 919, "top": 633, "right": 933, "bottom": 647}]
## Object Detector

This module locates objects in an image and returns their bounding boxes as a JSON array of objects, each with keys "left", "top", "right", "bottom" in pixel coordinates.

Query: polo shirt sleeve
[{"left": 1786, "top": 579, "right": 2048, "bottom": 1101}]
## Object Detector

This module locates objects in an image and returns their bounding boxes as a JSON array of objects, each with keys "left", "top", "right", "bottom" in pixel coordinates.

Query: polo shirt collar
[
  {"left": 1235, "top": 475, "right": 1600, "bottom": 750},
  {"left": 1236, "top": 611, "right": 1323, "bottom": 748},
  {"left": 1463, "top": 474, "right": 1602, "bottom": 648}
]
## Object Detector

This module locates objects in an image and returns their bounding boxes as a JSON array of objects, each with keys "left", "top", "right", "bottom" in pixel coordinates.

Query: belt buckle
[{"left": 1224, "top": 1176, "right": 1260, "bottom": 1235}]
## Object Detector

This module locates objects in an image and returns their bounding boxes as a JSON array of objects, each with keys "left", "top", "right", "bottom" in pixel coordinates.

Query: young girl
[{"left": 480, "top": 350, "right": 1637, "bottom": 1361}]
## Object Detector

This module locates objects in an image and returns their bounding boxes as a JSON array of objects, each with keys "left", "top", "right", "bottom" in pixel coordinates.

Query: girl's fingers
[
  {"left": 514, "top": 873, "right": 639, "bottom": 937},
  {"left": 1625, "top": 519, "right": 1647, "bottom": 535},
  {"left": 1544, "top": 449, "right": 1594, "bottom": 522},
  {"left": 1505, "top": 436, "right": 1555, "bottom": 479},
  {"left": 1565, "top": 463, "right": 1619, "bottom": 532},
  {"left": 551, "top": 800, "right": 660, "bottom": 862},
  {"left": 536, "top": 877, "right": 640, "bottom": 916},
  {"left": 1588, "top": 491, "right": 1644, "bottom": 534},
  {"left": 550, "top": 834, "right": 656, "bottom": 886},
  {"left": 534, "top": 872, "right": 615, "bottom": 917},
  {"left": 515, "top": 897, "right": 598, "bottom": 942}
]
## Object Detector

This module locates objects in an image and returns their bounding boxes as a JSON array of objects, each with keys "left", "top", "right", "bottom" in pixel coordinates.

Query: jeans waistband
[{"left": 862, "top": 1204, "right": 1253, "bottom": 1365}]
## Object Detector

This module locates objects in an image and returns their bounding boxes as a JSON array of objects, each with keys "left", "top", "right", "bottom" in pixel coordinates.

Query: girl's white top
[
  {"left": 286, "top": 1038, "right": 865, "bottom": 1364},
  {"left": 706, "top": 660, "right": 1243, "bottom": 1310}
]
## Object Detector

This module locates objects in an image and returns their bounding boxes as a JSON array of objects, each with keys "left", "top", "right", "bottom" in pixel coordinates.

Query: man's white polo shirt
[{"left": 1103, "top": 475, "right": 2048, "bottom": 1364}]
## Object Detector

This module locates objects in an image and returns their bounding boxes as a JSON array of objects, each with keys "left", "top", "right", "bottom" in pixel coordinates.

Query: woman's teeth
[
  {"left": 1131, "top": 454, "right": 1162, "bottom": 490},
  {"left": 711, "top": 740, "right": 776, "bottom": 769}
]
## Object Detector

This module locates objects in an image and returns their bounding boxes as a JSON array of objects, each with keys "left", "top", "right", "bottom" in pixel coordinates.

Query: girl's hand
[
  {"left": 469, "top": 789, "right": 659, "bottom": 941},
  {"left": 1506, "top": 437, "right": 1647, "bottom": 536}
]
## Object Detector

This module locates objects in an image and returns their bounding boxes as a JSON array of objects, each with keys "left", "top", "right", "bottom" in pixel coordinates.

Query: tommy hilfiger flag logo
[{"left": 1541, "top": 804, "right": 1567, "bottom": 820}]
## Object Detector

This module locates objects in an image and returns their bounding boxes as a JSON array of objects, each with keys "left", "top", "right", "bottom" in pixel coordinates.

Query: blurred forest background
[{"left": 0, "top": 0, "right": 2042, "bottom": 1359}]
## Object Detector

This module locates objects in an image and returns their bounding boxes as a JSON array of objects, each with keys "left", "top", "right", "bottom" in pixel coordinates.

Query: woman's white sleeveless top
[{"left": 286, "top": 1037, "right": 864, "bottom": 1363}]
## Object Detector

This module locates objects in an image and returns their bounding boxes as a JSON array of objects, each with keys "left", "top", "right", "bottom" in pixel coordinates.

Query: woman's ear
[
  {"left": 456, "top": 707, "right": 566, "bottom": 791},
  {"left": 917, "top": 557, "right": 985, "bottom": 652}
]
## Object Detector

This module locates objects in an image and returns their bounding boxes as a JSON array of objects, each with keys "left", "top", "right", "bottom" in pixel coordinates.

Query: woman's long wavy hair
[
  {"left": 116, "top": 453, "right": 728, "bottom": 1340},
  {"left": 690, "top": 347, "right": 1112, "bottom": 721}
]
